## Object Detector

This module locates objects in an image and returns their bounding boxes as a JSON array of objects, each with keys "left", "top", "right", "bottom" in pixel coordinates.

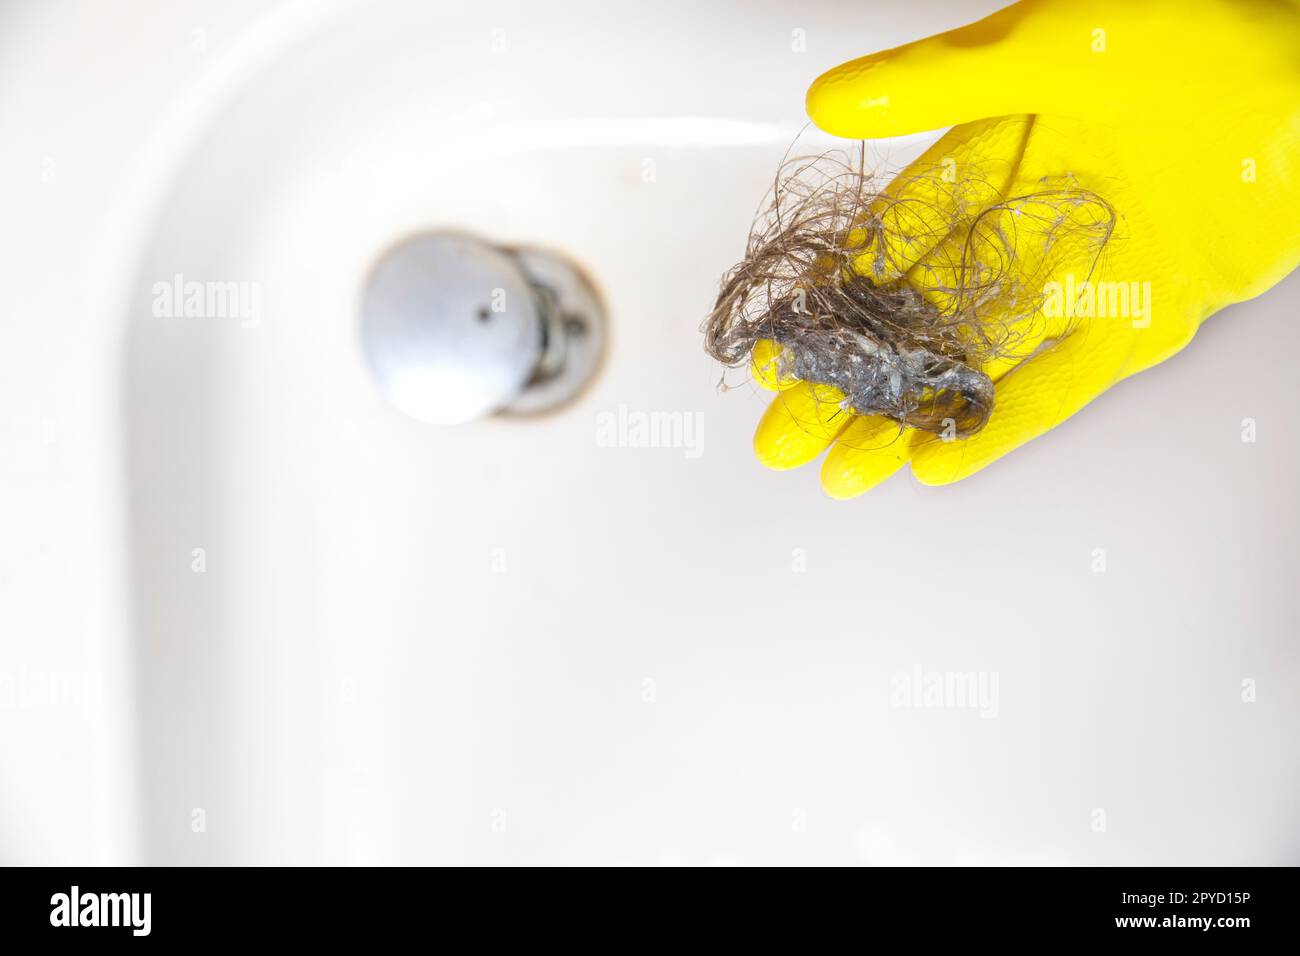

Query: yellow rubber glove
[{"left": 754, "top": 0, "right": 1300, "bottom": 497}]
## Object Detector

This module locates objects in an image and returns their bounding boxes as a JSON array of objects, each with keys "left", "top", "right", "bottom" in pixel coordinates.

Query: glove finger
[
  {"left": 753, "top": 380, "right": 852, "bottom": 470},
  {"left": 806, "top": 3, "right": 1047, "bottom": 138},
  {"left": 820, "top": 416, "right": 918, "bottom": 499},
  {"left": 910, "top": 322, "right": 1132, "bottom": 485},
  {"left": 750, "top": 339, "right": 800, "bottom": 391}
]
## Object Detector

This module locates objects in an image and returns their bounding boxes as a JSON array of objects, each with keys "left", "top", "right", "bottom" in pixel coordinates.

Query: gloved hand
[{"left": 754, "top": 0, "right": 1300, "bottom": 497}]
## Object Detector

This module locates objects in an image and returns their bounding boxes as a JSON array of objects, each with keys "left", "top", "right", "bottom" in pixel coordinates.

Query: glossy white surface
[{"left": 1, "top": 0, "right": 1297, "bottom": 865}]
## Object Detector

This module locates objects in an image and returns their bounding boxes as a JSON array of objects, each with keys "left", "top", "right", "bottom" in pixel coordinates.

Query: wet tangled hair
[{"left": 704, "top": 146, "right": 1116, "bottom": 438}]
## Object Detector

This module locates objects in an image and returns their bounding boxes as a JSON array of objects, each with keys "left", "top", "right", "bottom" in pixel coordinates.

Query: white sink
[{"left": 3, "top": 0, "right": 1298, "bottom": 865}]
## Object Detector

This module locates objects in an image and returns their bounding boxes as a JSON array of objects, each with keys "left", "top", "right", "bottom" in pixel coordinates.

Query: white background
[{"left": 0, "top": 0, "right": 1296, "bottom": 864}]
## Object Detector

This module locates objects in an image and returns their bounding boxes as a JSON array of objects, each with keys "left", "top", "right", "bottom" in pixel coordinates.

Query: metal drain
[{"left": 361, "top": 232, "right": 606, "bottom": 425}]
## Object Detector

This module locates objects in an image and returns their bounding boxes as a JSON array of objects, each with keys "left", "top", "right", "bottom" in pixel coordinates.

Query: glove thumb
[{"left": 807, "top": 1, "right": 1055, "bottom": 137}]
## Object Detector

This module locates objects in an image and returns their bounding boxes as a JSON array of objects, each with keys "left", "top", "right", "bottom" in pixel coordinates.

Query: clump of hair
[{"left": 704, "top": 145, "right": 1116, "bottom": 438}]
